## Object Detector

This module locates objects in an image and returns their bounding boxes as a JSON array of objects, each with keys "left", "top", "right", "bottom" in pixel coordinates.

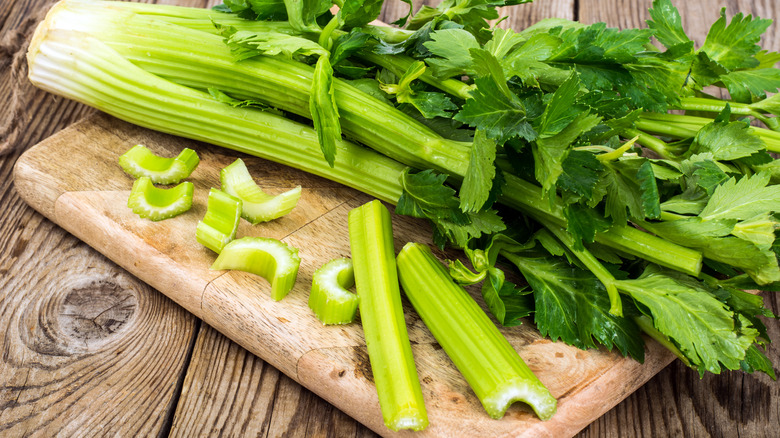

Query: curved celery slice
[
  {"left": 348, "top": 200, "right": 428, "bottom": 431},
  {"left": 308, "top": 258, "right": 357, "bottom": 325},
  {"left": 211, "top": 237, "right": 301, "bottom": 301},
  {"left": 127, "top": 176, "right": 193, "bottom": 221},
  {"left": 220, "top": 159, "right": 302, "bottom": 224},
  {"left": 119, "top": 144, "right": 199, "bottom": 184},
  {"left": 196, "top": 188, "right": 242, "bottom": 254},
  {"left": 396, "top": 242, "right": 558, "bottom": 421}
]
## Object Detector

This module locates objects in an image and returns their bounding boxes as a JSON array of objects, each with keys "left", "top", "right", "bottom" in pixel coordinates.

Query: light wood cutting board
[{"left": 13, "top": 112, "right": 675, "bottom": 437}]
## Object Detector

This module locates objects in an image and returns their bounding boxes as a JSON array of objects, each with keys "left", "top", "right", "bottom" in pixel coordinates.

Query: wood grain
[
  {"left": 0, "top": 210, "right": 198, "bottom": 436},
  {"left": 1, "top": 0, "right": 779, "bottom": 437}
]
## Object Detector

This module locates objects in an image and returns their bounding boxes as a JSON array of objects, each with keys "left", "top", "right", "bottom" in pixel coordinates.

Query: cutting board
[{"left": 13, "top": 112, "right": 675, "bottom": 437}]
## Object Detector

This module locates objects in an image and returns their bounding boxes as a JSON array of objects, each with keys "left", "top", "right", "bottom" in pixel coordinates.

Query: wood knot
[
  {"left": 58, "top": 279, "right": 137, "bottom": 348},
  {"left": 19, "top": 277, "right": 138, "bottom": 358}
]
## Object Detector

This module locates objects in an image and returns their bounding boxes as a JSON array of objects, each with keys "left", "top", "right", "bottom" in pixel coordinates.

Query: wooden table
[{"left": 1, "top": 0, "right": 778, "bottom": 436}]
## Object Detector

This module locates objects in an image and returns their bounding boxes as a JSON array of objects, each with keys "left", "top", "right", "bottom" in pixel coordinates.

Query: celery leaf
[{"left": 508, "top": 255, "right": 645, "bottom": 361}]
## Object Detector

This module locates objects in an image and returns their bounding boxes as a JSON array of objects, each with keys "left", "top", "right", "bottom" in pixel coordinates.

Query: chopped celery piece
[
  {"left": 118, "top": 144, "right": 199, "bottom": 184},
  {"left": 196, "top": 188, "right": 242, "bottom": 254},
  {"left": 220, "top": 158, "right": 302, "bottom": 224},
  {"left": 308, "top": 258, "right": 358, "bottom": 325},
  {"left": 396, "top": 242, "right": 558, "bottom": 421},
  {"left": 348, "top": 200, "right": 428, "bottom": 431},
  {"left": 127, "top": 176, "right": 193, "bottom": 221},
  {"left": 211, "top": 237, "right": 301, "bottom": 301}
]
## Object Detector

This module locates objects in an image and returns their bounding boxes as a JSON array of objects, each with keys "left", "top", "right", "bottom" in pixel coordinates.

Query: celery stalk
[
  {"left": 118, "top": 144, "right": 199, "bottom": 184},
  {"left": 396, "top": 242, "right": 557, "bottom": 420},
  {"left": 211, "top": 237, "right": 301, "bottom": 301},
  {"left": 348, "top": 200, "right": 428, "bottom": 431},
  {"left": 308, "top": 258, "right": 358, "bottom": 325},
  {"left": 126, "top": 176, "right": 193, "bottom": 221},
  {"left": 196, "top": 188, "right": 242, "bottom": 253},
  {"left": 220, "top": 158, "right": 301, "bottom": 224}
]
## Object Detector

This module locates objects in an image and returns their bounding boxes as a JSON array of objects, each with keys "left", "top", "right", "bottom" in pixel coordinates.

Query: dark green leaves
[
  {"left": 690, "top": 108, "right": 766, "bottom": 161},
  {"left": 396, "top": 169, "right": 505, "bottom": 248},
  {"left": 454, "top": 76, "right": 533, "bottom": 143},
  {"left": 507, "top": 254, "right": 645, "bottom": 361},
  {"left": 379, "top": 61, "right": 458, "bottom": 118},
  {"left": 647, "top": 0, "right": 692, "bottom": 50},
  {"left": 459, "top": 129, "right": 497, "bottom": 212},
  {"left": 338, "top": 0, "right": 385, "bottom": 29},
  {"left": 616, "top": 266, "right": 758, "bottom": 374},
  {"left": 700, "top": 9, "right": 772, "bottom": 71},
  {"left": 310, "top": 56, "right": 341, "bottom": 167}
]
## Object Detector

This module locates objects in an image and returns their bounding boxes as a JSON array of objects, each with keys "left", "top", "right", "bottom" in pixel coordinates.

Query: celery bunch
[{"left": 28, "top": 0, "right": 777, "bottom": 407}]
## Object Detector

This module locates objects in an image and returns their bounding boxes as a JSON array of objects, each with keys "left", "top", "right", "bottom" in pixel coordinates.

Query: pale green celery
[
  {"left": 27, "top": 24, "right": 406, "bottom": 205},
  {"left": 396, "top": 242, "right": 557, "bottom": 420},
  {"left": 50, "top": 1, "right": 470, "bottom": 176},
  {"left": 348, "top": 200, "right": 428, "bottom": 431},
  {"left": 31, "top": 1, "right": 704, "bottom": 278},
  {"left": 211, "top": 237, "right": 301, "bottom": 301},
  {"left": 637, "top": 113, "right": 780, "bottom": 152},
  {"left": 676, "top": 96, "right": 778, "bottom": 130},
  {"left": 220, "top": 158, "right": 301, "bottom": 224},
  {"left": 196, "top": 188, "right": 242, "bottom": 253},
  {"left": 118, "top": 144, "right": 199, "bottom": 184},
  {"left": 308, "top": 258, "right": 358, "bottom": 325},
  {"left": 127, "top": 176, "right": 193, "bottom": 221},
  {"left": 621, "top": 128, "right": 674, "bottom": 159}
]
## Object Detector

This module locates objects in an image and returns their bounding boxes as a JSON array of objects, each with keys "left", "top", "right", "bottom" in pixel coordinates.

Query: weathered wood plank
[{"left": 0, "top": 215, "right": 199, "bottom": 436}]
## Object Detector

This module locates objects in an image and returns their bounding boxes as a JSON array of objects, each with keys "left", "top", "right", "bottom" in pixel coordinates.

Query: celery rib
[
  {"left": 211, "top": 237, "right": 301, "bottom": 301},
  {"left": 308, "top": 258, "right": 358, "bottom": 325},
  {"left": 196, "top": 188, "right": 242, "bottom": 253},
  {"left": 126, "top": 176, "right": 193, "bottom": 221},
  {"left": 348, "top": 200, "right": 428, "bottom": 431},
  {"left": 220, "top": 158, "right": 301, "bottom": 224},
  {"left": 118, "top": 144, "right": 199, "bottom": 184},
  {"left": 396, "top": 242, "right": 557, "bottom": 420}
]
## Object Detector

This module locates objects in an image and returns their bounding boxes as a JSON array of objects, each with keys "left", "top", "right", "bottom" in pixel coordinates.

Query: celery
[
  {"left": 196, "top": 188, "right": 242, "bottom": 253},
  {"left": 211, "top": 237, "right": 301, "bottom": 301},
  {"left": 220, "top": 158, "right": 301, "bottom": 224},
  {"left": 27, "top": 19, "right": 407, "bottom": 205},
  {"left": 308, "top": 258, "right": 358, "bottom": 325},
  {"left": 348, "top": 200, "right": 428, "bottom": 431},
  {"left": 118, "top": 144, "right": 199, "bottom": 184},
  {"left": 32, "top": 0, "right": 707, "bottom": 277},
  {"left": 396, "top": 242, "right": 557, "bottom": 420},
  {"left": 126, "top": 176, "right": 193, "bottom": 221}
]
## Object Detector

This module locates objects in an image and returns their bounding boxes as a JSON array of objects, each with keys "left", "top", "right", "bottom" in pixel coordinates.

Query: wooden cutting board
[{"left": 13, "top": 112, "right": 675, "bottom": 438}]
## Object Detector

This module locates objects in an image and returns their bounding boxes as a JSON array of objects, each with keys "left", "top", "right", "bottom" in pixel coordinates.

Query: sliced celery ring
[
  {"left": 126, "top": 176, "right": 193, "bottom": 221},
  {"left": 211, "top": 237, "right": 301, "bottom": 301},
  {"left": 308, "top": 258, "right": 357, "bottom": 325},
  {"left": 119, "top": 144, "right": 199, "bottom": 184},
  {"left": 196, "top": 188, "right": 242, "bottom": 254},
  {"left": 220, "top": 158, "right": 301, "bottom": 224}
]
